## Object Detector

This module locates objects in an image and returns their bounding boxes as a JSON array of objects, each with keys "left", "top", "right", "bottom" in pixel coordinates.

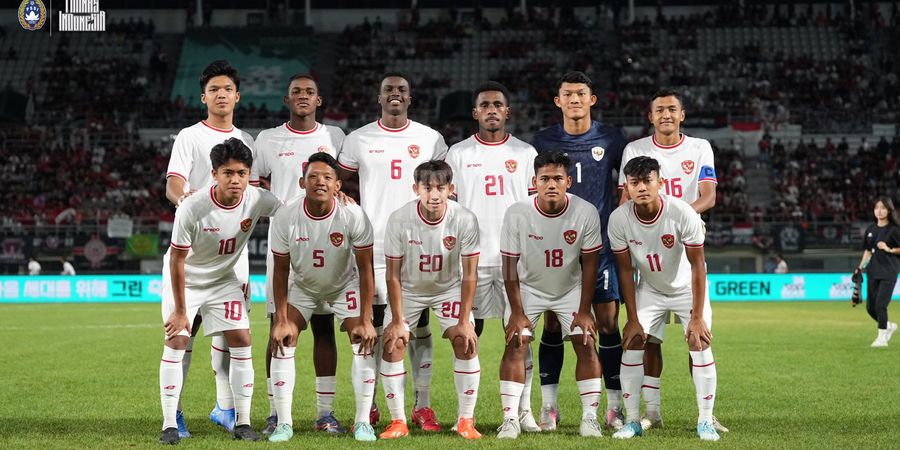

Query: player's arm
[
  {"left": 164, "top": 248, "right": 190, "bottom": 338},
  {"left": 270, "top": 252, "right": 296, "bottom": 356},
  {"left": 691, "top": 181, "right": 717, "bottom": 214},
  {"left": 166, "top": 176, "right": 194, "bottom": 207},
  {"left": 501, "top": 253, "right": 531, "bottom": 346},
  {"left": 572, "top": 250, "right": 599, "bottom": 345},
  {"left": 858, "top": 250, "right": 873, "bottom": 270},
  {"left": 614, "top": 249, "right": 645, "bottom": 348},
  {"left": 383, "top": 256, "right": 408, "bottom": 350},
  {"left": 685, "top": 245, "right": 711, "bottom": 349},
  {"left": 352, "top": 246, "right": 377, "bottom": 354}
]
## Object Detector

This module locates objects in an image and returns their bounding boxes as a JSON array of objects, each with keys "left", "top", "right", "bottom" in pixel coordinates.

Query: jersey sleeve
[
  {"left": 170, "top": 205, "right": 195, "bottom": 250},
  {"left": 269, "top": 206, "right": 291, "bottom": 257},
  {"left": 327, "top": 126, "right": 346, "bottom": 155},
  {"left": 499, "top": 207, "right": 521, "bottom": 257},
  {"left": 166, "top": 129, "right": 193, "bottom": 185},
  {"left": 445, "top": 145, "right": 463, "bottom": 193},
  {"left": 336, "top": 132, "right": 359, "bottom": 172},
  {"left": 349, "top": 205, "right": 374, "bottom": 250},
  {"left": 243, "top": 132, "right": 260, "bottom": 185},
  {"left": 862, "top": 225, "right": 874, "bottom": 251},
  {"left": 432, "top": 133, "right": 449, "bottom": 161},
  {"left": 680, "top": 203, "right": 706, "bottom": 247},
  {"left": 580, "top": 204, "right": 604, "bottom": 254},
  {"left": 698, "top": 140, "right": 718, "bottom": 184},
  {"left": 257, "top": 188, "right": 282, "bottom": 217},
  {"left": 525, "top": 146, "right": 538, "bottom": 194},
  {"left": 607, "top": 208, "right": 629, "bottom": 253},
  {"left": 609, "top": 127, "right": 627, "bottom": 184},
  {"left": 618, "top": 144, "right": 636, "bottom": 188},
  {"left": 459, "top": 210, "right": 480, "bottom": 258},
  {"left": 254, "top": 131, "right": 272, "bottom": 178},
  {"left": 383, "top": 212, "right": 404, "bottom": 260}
]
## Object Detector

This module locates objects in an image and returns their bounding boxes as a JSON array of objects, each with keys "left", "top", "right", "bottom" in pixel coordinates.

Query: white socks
[
  {"left": 211, "top": 335, "right": 234, "bottom": 410},
  {"left": 270, "top": 346, "right": 296, "bottom": 426},
  {"left": 576, "top": 378, "right": 603, "bottom": 420},
  {"left": 500, "top": 380, "right": 524, "bottom": 420},
  {"left": 316, "top": 376, "right": 337, "bottom": 417},
  {"left": 380, "top": 359, "right": 407, "bottom": 421},
  {"left": 619, "top": 350, "right": 645, "bottom": 422},
  {"left": 521, "top": 347, "right": 534, "bottom": 413},
  {"left": 229, "top": 346, "right": 254, "bottom": 426},
  {"left": 160, "top": 347, "right": 185, "bottom": 430},
  {"left": 177, "top": 336, "right": 194, "bottom": 411},
  {"left": 642, "top": 375, "right": 661, "bottom": 419},
  {"left": 541, "top": 383, "right": 559, "bottom": 409},
  {"left": 454, "top": 357, "right": 480, "bottom": 419},
  {"left": 690, "top": 348, "right": 717, "bottom": 424},
  {"left": 267, "top": 377, "right": 276, "bottom": 417},
  {"left": 409, "top": 326, "right": 433, "bottom": 410},
  {"left": 351, "top": 343, "right": 377, "bottom": 424}
]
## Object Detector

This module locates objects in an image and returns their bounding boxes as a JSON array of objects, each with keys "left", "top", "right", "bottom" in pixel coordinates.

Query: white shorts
[
  {"left": 473, "top": 266, "right": 505, "bottom": 320},
  {"left": 373, "top": 266, "right": 388, "bottom": 306},
  {"left": 637, "top": 287, "right": 712, "bottom": 343},
  {"left": 504, "top": 287, "right": 589, "bottom": 340},
  {"left": 383, "top": 290, "right": 475, "bottom": 336},
  {"left": 161, "top": 252, "right": 250, "bottom": 334},
  {"left": 287, "top": 281, "right": 360, "bottom": 331},
  {"left": 161, "top": 278, "right": 249, "bottom": 338},
  {"left": 265, "top": 249, "right": 334, "bottom": 317}
]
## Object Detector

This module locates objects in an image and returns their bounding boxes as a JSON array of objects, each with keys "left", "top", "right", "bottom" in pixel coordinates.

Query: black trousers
[{"left": 866, "top": 276, "right": 896, "bottom": 329}]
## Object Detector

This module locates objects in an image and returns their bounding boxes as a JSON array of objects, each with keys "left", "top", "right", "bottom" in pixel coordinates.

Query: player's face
[
  {"left": 378, "top": 77, "right": 411, "bottom": 116},
  {"left": 201, "top": 75, "right": 240, "bottom": 117},
  {"left": 473, "top": 91, "right": 509, "bottom": 133},
  {"left": 875, "top": 201, "right": 889, "bottom": 221},
  {"left": 533, "top": 164, "right": 572, "bottom": 201},
  {"left": 300, "top": 161, "right": 341, "bottom": 203},
  {"left": 554, "top": 82, "right": 596, "bottom": 121},
  {"left": 284, "top": 78, "right": 321, "bottom": 118},
  {"left": 211, "top": 159, "right": 251, "bottom": 201},
  {"left": 625, "top": 171, "right": 662, "bottom": 206},
  {"left": 648, "top": 96, "right": 685, "bottom": 135},
  {"left": 414, "top": 179, "right": 454, "bottom": 214}
]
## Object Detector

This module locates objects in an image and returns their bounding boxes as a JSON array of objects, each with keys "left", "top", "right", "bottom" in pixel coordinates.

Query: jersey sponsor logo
[
  {"left": 528, "top": 233, "right": 544, "bottom": 240},
  {"left": 317, "top": 146, "right": 329, "bottom": 153},
  {"left": 629, "top": 239, "right": 643, "bottom": 246},
  {"left": 330, "top": 232, "right": 344, "bottom": 247},
  {"left": 408, "top": 239, "right": 422, "bottom": 245},
  {"left": 443, "top": 236, "right": 457, "bottom": 251},
  {"left": 591, "top": 146, "right": 605, "bottom": 161},
  {"left": 278, "top": 151, "right": 295, "bottom": 157},
  {"left": 505, "top": 159, "right": 518, "bottom": 173},
  {"left": 466, "top": 163, "right": 482, "bottom": 168},
  {"left": 368, "top": 149, "right": 384, "bottom": 154},
  {"left": 240, "top": 218, "right": 253, "bottom": 232},
  {"left": 296, "top": 236, "right": 310, "bottom": 242},
  {"left": 203, "top": 227, "right": 221, "bottom": 233},
  {"left": 661, "top": 234, "right": 675, "bottom": 248},
  {"left": 681, "top": 160, "right": 695, "bottom": 175},
  {"left": 408, "top": 145, "right": 420, "bottom": 158},
  {"left": 563, "top": 229, "right": 577, "bottom": 245}
]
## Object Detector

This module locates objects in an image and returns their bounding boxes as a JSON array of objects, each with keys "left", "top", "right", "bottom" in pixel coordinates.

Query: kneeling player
[
  {"left": 379, "top": 160, "right": 482, "bottom": 440},
  {"left": 268, "top": 152, "right": 379, "bottom": 442},
  {"left": 158, "top": 138, "right": 281, "bottom": 444},
  {"left": 608, "top": 156, "right": 719, "bottom": 441},
  {"left": 497, "top": 151, "right": 605, "bottom": 439}
]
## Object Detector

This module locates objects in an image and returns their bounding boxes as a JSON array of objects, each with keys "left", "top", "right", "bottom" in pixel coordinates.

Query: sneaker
[
  {"left": 539, "top": 405, "right": 559, "bottom": 431},
  {"left": 412, "top": 407, "right": 442, "bottom": 432},
  {"left": 159, "top": 427, "right": 180, "bottom": 445},
  {"left": 455, "top": 418, "right": 482, "bottom": 440},
  {"left": 613, "top": 420, "right": 643, "bottom": 439},
  {"left": 232, "top": 424, "right": 261, "bottom": 441},
  {"left": 887, "top": 322, "right": 898, "bottom": 342},
  {"left": 379, "top": 419, "right": 409, "bottom": 439},
  {"left": 268, "top": 423, "right": 293, "bottom": 442},
  {"left": 605, "top": 407, "right": 625, "bottom": 430},
  {"left": 314, "top": 412, "right": 347, "bottom": 433},
  {"left": 496, "top": 417, "right": 520, "bottom": 439},
  {"left": 354, "top": 422, "right": 377, "bottom": 441},
  {"left": 369, "top": 404, "right": 381, "bottom": 426},
  {"left": 712, "top": 415, "right": 730, "bottom": 433},
  {"left": 209, "top": 403, "right": 236, "bottom": 433},
  {"left": 697, "top": 421, "right": 720, "bottom": 441},
  {"left": 640, "top": 414, "right": 663, "bottom": 431},
  {"left": 580, "top": 416, "right": 603, "bottom": 437},
  {"left": 872, "top": 335, "right": 889, "bottom": 347},
  {"left": 519, "top": 409, "right": 541, "bottom": 432},
  {"left": 261, "top": 415, "right": 278, "bottom": 436},
  {"left": 175, "top": 410, "right": 191, "bottom": 438}
]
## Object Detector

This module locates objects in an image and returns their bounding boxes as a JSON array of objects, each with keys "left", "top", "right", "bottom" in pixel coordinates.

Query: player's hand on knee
[
  {"left": 270, "top": 319, "right": 298, "bottom": 357},
  {"left": 685, "top": 318, "right": 711, "bottom": 349},
  {"left": 504, "top": 312, "right": 532, "bottom": 348},
  {"left": 350, "top": 322, "right": 378, "bottom": 357},
  {"left": 383, "top": 321, "right": 409, "bottom": 352},
  {"left": 164, "top": 312, "right": 190, "bottom": 339},
  {"left": 572, "top": 311, "right": 596, "bottom": 346},
  {"left": 622, "top": 319, "right": 646, "bottom": 350},
  {"left": 451, "top": 321, "right": 478, "bottom": 355}
]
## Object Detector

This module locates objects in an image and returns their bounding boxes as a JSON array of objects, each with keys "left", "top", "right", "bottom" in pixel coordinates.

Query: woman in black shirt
[{"left": 856, "top": 196, "right": 900, "bottom": 347}]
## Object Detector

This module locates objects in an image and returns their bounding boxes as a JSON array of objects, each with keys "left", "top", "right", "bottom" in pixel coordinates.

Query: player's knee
[
  {"left": 165, "top": 335, "right": 189, "bottom": 350},
  {"left": 572, "top": 337, "right": 599, "bottom": 358},
  {"left": 451, "top": 338, "right": 477, "bottom": 358},
  {"left": 686, "top": 334, "right": 708, "bottom": 352},
  {"left": 502, "top": 342, "right": 528, "bottom": 361},
  {"left": 224, "top": 330, "right": 252, "bottom": 348},
  {"left": 626, "top": 336, "right": 644, "bottom": 351}
]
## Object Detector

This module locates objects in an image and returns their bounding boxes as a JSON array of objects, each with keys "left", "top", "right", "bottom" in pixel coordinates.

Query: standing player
[
  {"left": 496, "top": 151, "right": 605, "bottom": 439},
  {"left": 379, "top": 160, "right": 482, "bottom": 440},
  {"left": 531, "top": 71, "right": 627, "bottom": 430},
  {"left": 164, "top": 60, "right": 258, "bottom": 437},
  {"left": 337, "top": 72, "right": 448, "bottom": 429},
  {"left": 445, "top": 81, "right": 540, "bottom": 432},
  {"left": 158, "top": 138, "right": 280, "bottom": 444},
  {"left": 608, "top": 156, "right": 719, "bottom": 441},
  {"left": 617, "top": 89, "right": 723, "bottom": 432},
  {"left": 267, "top": 153, "right": 379, "bottom": 442},
  {"left": 255, "top": 73, "right": 348, "bottom": 434}
]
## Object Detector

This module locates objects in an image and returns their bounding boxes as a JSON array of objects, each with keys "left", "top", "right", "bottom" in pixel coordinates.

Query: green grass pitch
[{"left": 1, "top": 302, "right": 898, "bottom": 449}]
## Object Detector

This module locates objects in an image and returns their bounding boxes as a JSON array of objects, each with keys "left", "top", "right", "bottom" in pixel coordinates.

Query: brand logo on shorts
[
  {"left": 563, "top": 229, "right": 577, "bottom": 245},
  {"left": 682, "top": 160, "right": 695, "bottom": 175},
  {"left": 240, "top": 218, "right": 253, "bottom": 232},
  {"left": 591, "top": 146, "right": 605, "bottom": 161},
  {"left": 317, "top": 145, "right": 330, "bottom": 153},
  {"left": 443, "top": 236, "right": 457, "bottom": 251},
  {"left": 408, "top": 145, "right": 420, "bottom": 158},
  {"left": 330, "top": 232, "right": 344, "bottom": 247},
  {"left": 505, "top": 159, "right": 518, "bottom": 173},
  {"left": 661, "top": 234, "right": 675, "bottom": 249}
]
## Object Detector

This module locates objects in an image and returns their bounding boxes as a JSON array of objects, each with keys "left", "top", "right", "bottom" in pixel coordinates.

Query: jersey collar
[
  {"left": 377, "top": 119, "right": 411, "bottom": 133},
  {"left": 633, "top": 195, "right": 665, "bottom": 225},
  {"left": 417, "top": 201, "right": 447, "bottom": 226},
  {"left": 201, "top": 120, "right": 234, "bottom": 133},
  {"left": 652, "top": 133, "right": 685, "bottom": 149},
  {"left": 304, "top": 197, "right": 336, "bottom": 221},
  {"left": 286, "top": 122, "right": 320, "bottom": 135},
  {"left": 533, "top": 195, "right": 569, "bottom": 218},
  {"left": 209, "top": 185, "right": 244, "bottom": 210}
]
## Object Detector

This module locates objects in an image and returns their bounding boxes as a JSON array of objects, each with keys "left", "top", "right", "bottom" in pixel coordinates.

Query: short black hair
[
  {"left": 534, "top": 150, "right": 572, "bottom": 173},
  {"left": 623, "top": 156, "right": 661, "bottom": 180},
  {"left": 210, "top": 138, "right": 253, "bottom": 170},
  {"left": 414, "top": 160, "right": 453, "bottom": 186},
  {"left": 287, "top": 73, "right": 318, "bottom": 92},
  {"left": 473, "top": 81, "right": 511, "bottom": 106},
  {"left": 381, "top": 71, "right": 410, "bottom": 89},
  {"left": 650, "top": 88, "right": 684, "bottom": 108},
  {"left": 556, "top": 71, "right": 592, "bottom": 92},
  {"left": 303, "top": 152, "right": 339, "bottom": 176},
  {"left": 200, "top": 60, "right": 240, "bottom": 92}
]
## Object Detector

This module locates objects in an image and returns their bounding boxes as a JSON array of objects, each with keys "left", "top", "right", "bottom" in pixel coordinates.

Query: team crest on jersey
[
  {"left": 330, "top": 232, "right": 344, "bottom": 247},
  {"left": 408, "top": 145, "right": 420, "bottom": 158},
  {"left": 443, "top": 236, "right": 457, "bottom": 251},
  {"left": 591, "top": 146, "right": 605, "bottom": 161},
  {"left": 317, "top": 145, "right": 329, "bottom": 153},
  {"left": 240, "top": 218, "right": 253, "bottom": 232},
  {"left": 19, "top": 0, "right": 46, "bottom": 31},
  {"left": 661, "top": 234, "right": 675, "bottom": 249},
  {"left": 681, "top": 160, "right": 695, "bottom": 175},
  {"left": 563, "top": 229, "right": 578, "bottom": 245},
  {"left": 505, "top": 159, "right": 518, "bottom": 173}
]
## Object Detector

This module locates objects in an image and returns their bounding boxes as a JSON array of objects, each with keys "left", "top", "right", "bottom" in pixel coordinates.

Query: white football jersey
[
  {"left": 446, "top": 133, "right": 537, "bottom": 267},
  {"left": 270, "top": 195, "right": 374, "bottom": 298},
  {"left": 166, "top": 120, "right": 259, "bottom": 192},
  {"left": 255, "top": 122, "right": 345, "bottom": 202},
  {"left": 384, "top": 200, "right": 479, "bottom": 297},
  {"left": 169, "top": 186, "right": 281, "bottom": 286},
  {"left": 608, "top": 194, "right": 705, "bottom": 296},
  {"left": 618, "top": 134, "right": 717, "bottom": 205},
  {"left": 337, "top": 119, "right": 449, "bottom": 268},
  {"left": 500, "top": 194, "right": 603, "bottom": 299}
]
